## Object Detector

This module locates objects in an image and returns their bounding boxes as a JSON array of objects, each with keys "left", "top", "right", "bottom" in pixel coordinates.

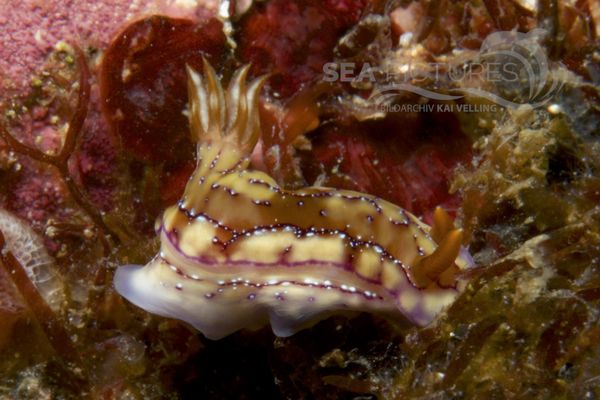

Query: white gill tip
[{"left": 186, "top": 64, "right": 201, "bottom": 86}]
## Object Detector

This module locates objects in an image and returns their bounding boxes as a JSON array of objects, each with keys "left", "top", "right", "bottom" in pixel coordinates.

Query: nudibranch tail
[{"left": 115, "top": 60, "right": 475, "bottom": 340}]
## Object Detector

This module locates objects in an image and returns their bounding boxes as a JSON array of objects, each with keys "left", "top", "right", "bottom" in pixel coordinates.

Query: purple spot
[
  {"left": 205, "top": 292, "right": 215, "bottom": 299},
  {"left": 247, "top": 293, "right": 256, "bottom": 300},
  {"left": 308, "top": 296, "right": 315, "bottom": 302}
]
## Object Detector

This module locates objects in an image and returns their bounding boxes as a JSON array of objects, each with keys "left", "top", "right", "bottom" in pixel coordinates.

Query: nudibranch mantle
[{"left": 114, "top": 60, "right": 474, "bottom": 340}]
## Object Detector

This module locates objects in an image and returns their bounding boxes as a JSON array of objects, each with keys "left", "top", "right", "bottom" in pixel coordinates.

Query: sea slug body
[{"left": 114, "top": 59, "right": 474, "bottom": 340}]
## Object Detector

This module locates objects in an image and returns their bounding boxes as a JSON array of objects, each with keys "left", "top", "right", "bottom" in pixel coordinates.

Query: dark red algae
[
  {"left": 299, "top": 109, "right": 472, "bottom": 219},
  {"left": 100, "top": 16, "right": 227, "bottom": 164},
  {"left": 235, "top": 0, "right": 472, "bottom": 217},
  {"left": 237, "top": 0, "right": 368, "bottom": 98},
  {"left": 99, "top": 16, "right": 228, "bottom": 211}
]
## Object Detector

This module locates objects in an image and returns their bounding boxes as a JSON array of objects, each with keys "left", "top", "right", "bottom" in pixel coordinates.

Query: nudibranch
[{"left": 114, "top": 59, "right": 474, "bottom": 340}]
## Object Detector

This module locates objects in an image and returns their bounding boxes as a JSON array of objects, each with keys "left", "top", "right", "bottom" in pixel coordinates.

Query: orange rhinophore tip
[
  {"left": 412, "top": 228, "right": 464, "bottom": 288},
  {"left": 430, "top": 206, "right": 454, "bottom": 243}
]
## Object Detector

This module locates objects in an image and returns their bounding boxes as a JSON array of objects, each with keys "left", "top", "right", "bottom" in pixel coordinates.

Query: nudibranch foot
[
  {"left": 114, "top": 60, "right": 475, "bottom": 340},
  {"left": 114, "top": 261, "right": 268, "bottom": 340}
]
